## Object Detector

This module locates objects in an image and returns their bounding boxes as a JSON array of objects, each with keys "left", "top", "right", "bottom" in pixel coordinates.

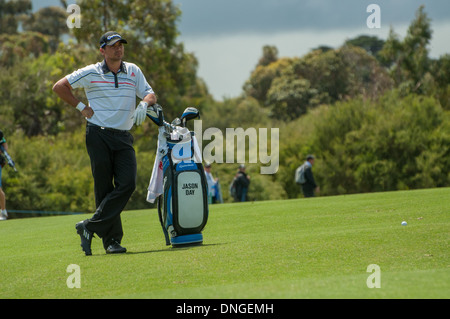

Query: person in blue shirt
[{"left": 204, "top": 162, "right": 223, "bottom": 204}]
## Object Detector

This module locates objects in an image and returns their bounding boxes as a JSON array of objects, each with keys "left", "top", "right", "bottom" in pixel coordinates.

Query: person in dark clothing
[
  {"left": 234, "top": 164, "right": 251, "bottom": 202},
  {"left": 301, "top": 155, "right": 320, "bottom": 198},
  {"left": 0, "top": 130, "right": 9, "bottom": 220}
]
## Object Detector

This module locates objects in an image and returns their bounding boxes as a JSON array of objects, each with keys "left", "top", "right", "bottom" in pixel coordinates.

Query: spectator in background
[
  {"left": 0, "top": 130, "right": 9, "bottom": 220},
  {"left": 301, "top": 155, "right": 320, "bottom": 198},
  {"left": 234, "top": 164, "right": 251, "bottom": 202},
  {"left": 204, "top": 162, "right": 222, "bottom": 204}
]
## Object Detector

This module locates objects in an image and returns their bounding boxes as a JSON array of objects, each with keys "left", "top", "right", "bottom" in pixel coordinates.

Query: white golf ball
[{"left": 401, "top": 221, "right": 407, "bottom": 226}]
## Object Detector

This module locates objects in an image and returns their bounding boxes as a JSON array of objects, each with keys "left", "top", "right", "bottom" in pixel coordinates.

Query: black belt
[{"left": 87, "top": 122, "right": 128, "bottom": 133}]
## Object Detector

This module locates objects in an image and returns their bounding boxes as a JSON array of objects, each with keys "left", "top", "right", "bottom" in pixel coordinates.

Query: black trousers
[
  {"left": 301, "top": 185, "right": 315, "bottom": 198},
  {"left": 84, "top": 124, "right": 137, "bottom": 249}
]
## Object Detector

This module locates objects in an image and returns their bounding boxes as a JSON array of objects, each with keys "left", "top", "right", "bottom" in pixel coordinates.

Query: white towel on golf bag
[
  {"left": 146, "top": 127, "right": 168, "bottom": 204},
  {"left": 146, "top": 126, "right": 202, "bottom": 204}
]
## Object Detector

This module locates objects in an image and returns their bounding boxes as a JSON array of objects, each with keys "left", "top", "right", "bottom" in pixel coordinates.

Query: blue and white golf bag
[
  {"left": 146, "top": 106, "right": 208, "bottom": 246},
  {"left": 158, "top": 128, "right": 208, "bottom": 246}
]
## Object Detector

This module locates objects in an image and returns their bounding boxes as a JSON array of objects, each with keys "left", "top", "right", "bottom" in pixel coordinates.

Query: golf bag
[{"left": 148, "top": 106, "right": 208, "bottom": 247}]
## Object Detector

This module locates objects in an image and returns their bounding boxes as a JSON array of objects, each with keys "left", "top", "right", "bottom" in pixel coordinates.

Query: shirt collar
[{"left": 101, "top": 60, "right": 127, "bottom": 74}]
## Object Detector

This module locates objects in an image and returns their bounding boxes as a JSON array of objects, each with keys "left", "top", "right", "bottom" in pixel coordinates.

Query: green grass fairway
[{"left": 0, "top": 188, "right": 448, "bottom": 299}]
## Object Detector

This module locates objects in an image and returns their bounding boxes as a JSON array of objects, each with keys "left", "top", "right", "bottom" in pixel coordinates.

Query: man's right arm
[{"left": 52, "top": 77, "right": 94, "bottom": 119}]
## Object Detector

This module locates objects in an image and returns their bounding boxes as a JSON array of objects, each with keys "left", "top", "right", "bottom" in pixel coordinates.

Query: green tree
[
  {"left": 1, "top": 128, "right": 95, "bottom": 213},
  {"left": 258, "top": 45, "right": 278, "bottom": 67},
  {"left": 243, "top": 56, "right": 292, "bottom": 103},
  {"left": 430, "top": 54, "right": 450, "bottom": 109},
  {"left": 294, "top": 48, "right": 349, "bottom": 102},
  {"left": 309, "top": 91, "right": 449, "bottom": 195},
  {"left": 22, "top": 6, "right": 68, "bottom": 51},
  {"left": 275, "top": 88, "right": 449, "bottom": 199},
  {"left": 266, "top": 75, "right": 321, "bottom": 120},
  {"left": 0, "top": 0, "right": 31, "bottom": 34},
  {"left": 339, "top": 45, "right": 393, "bottom": 100},
  {"left": 69, "top": 0, "right": 207, "bottom": 118},
  {"left": 0, "top": 31, "right": 50, "bottom": 67},
  {"left": 1, "top": 0, "right": 210, "bottom": 136},
  {"left": 379, "top": 5, "right": 432, "bottom": 93},
  {"left": 345, "top": 35, "right": 385, "bottom": 57},
  {"left": 0, "top": 45, "right": 95, "bottom": 136},
  {"left": 245, "top": 45, "right": 392, "bottom": 121}
]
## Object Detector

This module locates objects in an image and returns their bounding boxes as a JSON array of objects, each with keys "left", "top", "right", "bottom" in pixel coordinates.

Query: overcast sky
[{"left": 34, "top": 0, "right": 450, "bottom": 100}]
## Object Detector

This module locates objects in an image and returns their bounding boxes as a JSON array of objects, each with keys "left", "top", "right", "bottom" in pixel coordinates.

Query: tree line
[{"left": 0, "top": 2, "right": 448, "bottom": 215}]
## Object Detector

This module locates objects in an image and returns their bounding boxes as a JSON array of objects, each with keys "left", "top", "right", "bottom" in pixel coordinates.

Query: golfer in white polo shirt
[{"left": 53, "top": 31, "right": 157, "bottom": 255}]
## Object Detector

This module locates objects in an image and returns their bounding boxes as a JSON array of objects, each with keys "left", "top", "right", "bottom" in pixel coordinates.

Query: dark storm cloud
[
  {"left": 174, "top": 0, "right": 450, "bottom": 36},
  {"left": 34, "top": 0, "right": 450, "bottom": 35}
]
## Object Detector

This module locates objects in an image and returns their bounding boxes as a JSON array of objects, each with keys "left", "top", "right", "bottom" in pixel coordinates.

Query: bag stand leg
[{"left": 157, "top": 196, "right": 170, "bottom": 246}]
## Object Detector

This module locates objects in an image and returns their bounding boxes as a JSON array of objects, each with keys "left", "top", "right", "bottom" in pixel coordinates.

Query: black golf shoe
[
  {"left": 75, "top": 221, "right": 93, "bottom": 256},
  {"left": 106, "top": 240, "right": 127, "bottom": 254}
]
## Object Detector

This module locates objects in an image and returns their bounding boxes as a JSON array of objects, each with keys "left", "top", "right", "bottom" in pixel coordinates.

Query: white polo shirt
[{"left": 66, "top": 60, "right": 155, "bottom": 130}]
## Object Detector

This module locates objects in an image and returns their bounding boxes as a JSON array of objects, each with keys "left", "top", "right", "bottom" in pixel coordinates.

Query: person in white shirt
[{"left": 53, "top": 31, "right": 157, "bottom": 255}]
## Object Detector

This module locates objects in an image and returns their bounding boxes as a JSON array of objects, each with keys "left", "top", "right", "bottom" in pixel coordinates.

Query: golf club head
[
  {"left": 146, "top": 103, "right": 164, "bottom": 126},
  {"left": 180, "top": 107, "right": 200, "bottom": 127},
  {"left": 172, "top": 118, "right": 181, "bottom": 126}
]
